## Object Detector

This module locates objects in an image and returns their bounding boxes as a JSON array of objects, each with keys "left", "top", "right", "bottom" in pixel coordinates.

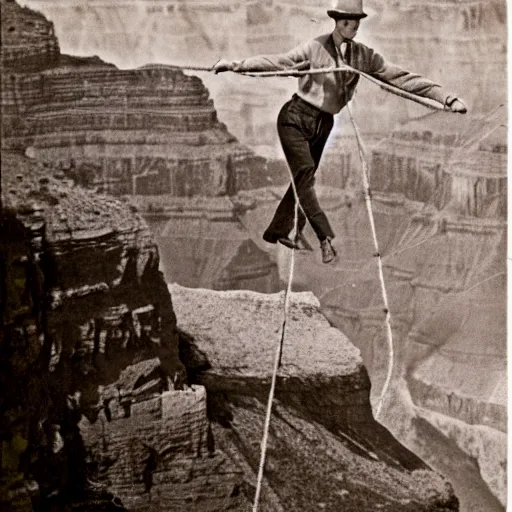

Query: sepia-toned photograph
[{"left": 0, "top": 0, "right": 507, "bottom": 511}]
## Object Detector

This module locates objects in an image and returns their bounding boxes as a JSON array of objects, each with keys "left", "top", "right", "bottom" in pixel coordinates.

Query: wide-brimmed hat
[{"left": 327, "top": 0, "right": 367, "bottom": 19}]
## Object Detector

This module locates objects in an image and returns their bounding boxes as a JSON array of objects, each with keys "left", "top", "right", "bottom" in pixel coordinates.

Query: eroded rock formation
[
  {"left": 171, "top": 284, "right": 459, "bottom": 511},
  {"left": 1, "top": 0, "right": 285, "bottom": 293},
  {"left": 1, "top": 0, "right": 270, "bottom": 199},
  {"left": 79, "top": 360, "right": 245, "bottom": 511},
  {"left": 1, "top": 151, "right": 460, "bottom": 511},
  {"left": 0, "top": 151, "right": 192, "bottom": 509},
  {"left": 1, "top": 0, "right": 60, "bottom": 71}
]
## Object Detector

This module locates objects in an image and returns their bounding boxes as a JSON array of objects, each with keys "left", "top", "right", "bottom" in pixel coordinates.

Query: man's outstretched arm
[
  {"left": 212, "top": 41, "right": 310, "bottom": 73},
  {"left": 365, "top": 47, "right": 467, "bottom": 113}
]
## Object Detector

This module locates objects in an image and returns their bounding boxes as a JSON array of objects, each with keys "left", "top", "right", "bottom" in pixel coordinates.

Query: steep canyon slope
[
  {"left": 1, "top": 1, "right": 461, "bottom": 510},
  {"left": 7, "top": 1, "right": 506, "bottom": 509},
  {"left": 238, "top": 108, "right": 507, "bottom": 508}
]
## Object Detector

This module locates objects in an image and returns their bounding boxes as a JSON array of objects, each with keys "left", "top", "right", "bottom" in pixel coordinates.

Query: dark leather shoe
[
  {"left": 278, "top": 237, "right": 301, "bottom": 250},
  {"left": 320, "top": 237, "right": 336, "bottom": 263},
  {"left": 263, "top": 232, "right": 280, "bottom": 244}
]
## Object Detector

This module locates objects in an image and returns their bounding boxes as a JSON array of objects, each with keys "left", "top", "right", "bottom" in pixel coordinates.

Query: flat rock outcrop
[{"left": 171, "top": 284, "right": 459, "bottom": 511}]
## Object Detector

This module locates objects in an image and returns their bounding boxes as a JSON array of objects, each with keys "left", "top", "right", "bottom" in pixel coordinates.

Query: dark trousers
[{"left": 263, "top": 95, "right": 335, "bottom": 243}]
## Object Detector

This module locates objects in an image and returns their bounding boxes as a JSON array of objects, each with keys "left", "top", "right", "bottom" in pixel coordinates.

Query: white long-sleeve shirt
[{"left": 233, "top": 32, "right": 451, "bottom": 114}]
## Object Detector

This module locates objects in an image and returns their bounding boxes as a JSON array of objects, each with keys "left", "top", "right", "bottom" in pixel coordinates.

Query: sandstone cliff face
[
  {"left": 171, "top": 284, "right": 458, "bottom": 511},
  {"left": 1, "top": 0, "right": 268, "bottom": 199},
  {"left": 238, "top": 159, "right": 507, "bottom": 511},
  {"left": 1, "top": 0, "right": 60, "bottom": 71},
  {"left": 1, "top": 0, "right": 282, "bottom": 293},
  {"left": 1, "top": 61, "right": 265, "bottom": 197},
  {"left": 0, "top": 151, "right": 199, "bottom": 509}
]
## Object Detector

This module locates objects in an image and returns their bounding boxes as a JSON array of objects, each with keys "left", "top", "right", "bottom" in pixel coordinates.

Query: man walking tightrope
[{"left": 213, "top": 0, "right": 467, "bottom": 263}]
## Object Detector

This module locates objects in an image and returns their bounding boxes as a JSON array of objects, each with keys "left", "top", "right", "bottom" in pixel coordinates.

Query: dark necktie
[
  {"left": 339, "top": 40, "right": 352, "bottom": 65},
  {"left": 337, "top": 41, "right": 355, "bottom": 104}
]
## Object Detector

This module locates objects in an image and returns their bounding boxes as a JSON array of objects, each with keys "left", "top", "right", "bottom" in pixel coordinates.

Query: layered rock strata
[
  {"left": 2, "top": 63, "right": 266, "bottom": 197},
  {"left": 3, "top": 151, "right": 240, "bottom": 510},
  {"left": 171, "top": 284, "right": 459, "bottom": 511},
  {"left": 238, "top": 172, "right": 506, "bottom": 508},
  {"left": 0, "top": 151, "right": 459, "bottom": 511},
  {"left": 320, "top": 112, "right": 507, "bottom": 219},
  {"left": 131, "top": 194, "right": 280, "bottom": 293},
  {"left": 1, "top": 0, "right": 60, "bottom": 71},
  {"left": 79, "top": 359, "right": 246, "bottom": 511},
  {"left": 1, "top": 0, "right": 283, "bottom": 293},
  {"left": 1, "top": 0, "right": 268, "bottom": 199}
]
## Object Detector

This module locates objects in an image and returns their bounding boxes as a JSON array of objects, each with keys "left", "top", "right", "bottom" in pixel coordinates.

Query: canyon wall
[
  {"left": 3, "top": 0, "right": 273, "bottom": 198},
  {"left": 2, "top": 0, "right": 284, "bottom": 293},
  {"left": 1, "top": 151, "right": 203, "bottom": 509},
  {"left": 1, "top": 0, "right": 60, "bottom": 71},
  {"left": 18, "top": 0, "right": 503, "bottom": 152},
  {"left": 138, "top": 198, "right": 280, "bottom": 293},
  {"left": 1, "top": 61, "right": 268, "bottom": 197},
  {"left": 1, "top": 154, "right": 460, "bottom": 510},
  {"left": 0, "top": 2, "right": 462, "bottom": 510},
  {"left": 238, "top": 105, "right": 507, "bottom": 507}
]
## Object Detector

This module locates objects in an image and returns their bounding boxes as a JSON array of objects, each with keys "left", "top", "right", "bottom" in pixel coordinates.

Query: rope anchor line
[
  {"left": 252, "top": 181, "right": 300, "bottom": 512},
  {"left": 346, "top": 102, "right": 395, "bottom": 420},
  {"left": 253, "top": 102, "right": 394, "bottom": 510},
  {"left": 135, "top": 60, "right": 463, "bottom": 512}
]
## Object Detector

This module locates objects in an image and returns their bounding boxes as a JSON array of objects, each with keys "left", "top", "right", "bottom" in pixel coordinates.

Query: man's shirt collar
[{"left": 332, "top": 31, "right": 351, "bottom": 50}]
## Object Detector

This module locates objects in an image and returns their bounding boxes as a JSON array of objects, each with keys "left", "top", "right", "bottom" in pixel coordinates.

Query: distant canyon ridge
[{"left": 1, "top": 0, "right": 507, "bottom": 511}]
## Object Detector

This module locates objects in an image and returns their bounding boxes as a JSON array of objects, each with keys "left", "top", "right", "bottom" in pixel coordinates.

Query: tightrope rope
[
  {"left": 253, "top": 135, "right": 302, "bottom": 512},
  {"left": 253, "top": 226, "right": 296, "bottom": 512},
  {"left": 135, "top": 59, "right": 454, "bottom": 506},
  {"left": 346, "top": 102, "right": 394, "bottom": 419}
]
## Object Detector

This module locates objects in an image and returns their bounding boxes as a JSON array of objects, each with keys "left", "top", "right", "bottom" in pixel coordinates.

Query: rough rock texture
[
  {"left": 240, "top": 170, "right": 506, "bottom": 508},
  {"left": 79, "top": 360, "right": 246, "bottom": 511},
  {"left": 1, "top": 0, "right": 284, "bottom": 293},
  {"left": 1, "top": 151, "right": 193, "bottom": 510},
  {"left": 1, "top": 0, "right": 60, "bottom": 71},
  {"left": 171, "top": 284, "right": 459, "bottom": 511}
]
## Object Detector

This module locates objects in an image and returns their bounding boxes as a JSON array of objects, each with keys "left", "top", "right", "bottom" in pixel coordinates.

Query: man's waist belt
[{"left": 291, "top": 94, "right": 332, "bottom": 117}]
